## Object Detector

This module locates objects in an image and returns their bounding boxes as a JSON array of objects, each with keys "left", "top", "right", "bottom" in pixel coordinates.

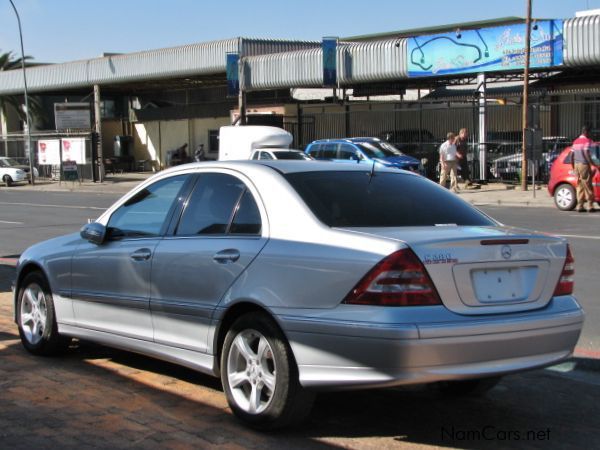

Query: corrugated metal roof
[
  {"left": 242, "top": 48, "right": 323, "bottom": 90},
  {"left": 344, "top": 17, "right": 525, "bottom": 41},
  {"left": 0, "top": 38, "right": 318, "bottom": 95},
  {"left": 564, "top": 15, "right": 600, "bottom": 66},
  {"left": 338, "top": 39, "right": 407, "bottom": 83},
  {"left": 243, "top": 39, "right": 408, "bottom": 90}
]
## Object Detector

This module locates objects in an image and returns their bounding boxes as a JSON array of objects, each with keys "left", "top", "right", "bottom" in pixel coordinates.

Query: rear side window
[
  {"left": 176, "top": 173, "right": 245, "bottom": 235},
  {"left": 307, "top": 144, "right": 322, "bottom": 159},
  {"left": 284, "top": 171, "right": 495, "bottom": 227}
]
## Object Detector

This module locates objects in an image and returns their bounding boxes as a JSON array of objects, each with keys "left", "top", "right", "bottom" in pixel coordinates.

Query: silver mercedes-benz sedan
[{"left": 13, "top": 161, "right": 583, "bottom": 429}]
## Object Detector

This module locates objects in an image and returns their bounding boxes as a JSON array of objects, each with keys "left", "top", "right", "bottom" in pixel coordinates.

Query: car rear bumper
[{"left": 277, "top": 296, "right": 584, "bottom": 389}]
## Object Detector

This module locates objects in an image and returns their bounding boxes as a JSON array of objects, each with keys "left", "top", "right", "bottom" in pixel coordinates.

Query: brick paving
[{"left": 2, "top": 264, "right": 600, "bottom": 449}]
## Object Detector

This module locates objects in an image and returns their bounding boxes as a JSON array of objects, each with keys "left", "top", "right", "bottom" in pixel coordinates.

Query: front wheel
[
  {"left": 220, "top": 312, "right": 314, "bottom": 430},
  {"left": 554, "top": 183, "right": 576, "bottom": 211},
  {"left": 3, "top": 175, "right": 13, "bottom": 187},
  {"left": 17, "top": 272, "right": 71, "bottom": 355}
]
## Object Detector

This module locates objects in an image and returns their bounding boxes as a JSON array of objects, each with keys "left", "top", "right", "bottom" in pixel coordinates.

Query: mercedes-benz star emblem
[{"left": 501, "top": 245, "right": 512, "bottom": 260}]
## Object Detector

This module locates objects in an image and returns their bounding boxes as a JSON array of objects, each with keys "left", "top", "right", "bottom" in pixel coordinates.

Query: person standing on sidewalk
[
  {"left": 571, "top": 126, "right": 598, "bottom": 213},
  {"left": 455, "top": 128, "right": 472, "bottom": 188},
  {"left": 439, "top": 132, "right": 458, "bottom": 192}
]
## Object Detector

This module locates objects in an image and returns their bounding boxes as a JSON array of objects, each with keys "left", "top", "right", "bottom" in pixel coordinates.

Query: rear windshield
[
  {"left": 273, "top": 151, "right": 308, "bottom": 160},
  {"left": 284, "top": 171, "right": 495, "bottom": 227}
]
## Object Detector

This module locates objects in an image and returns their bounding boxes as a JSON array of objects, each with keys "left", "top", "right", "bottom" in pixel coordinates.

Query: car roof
[
  {"left": 159, "top": 160, "right": 410, "bottom": 176},
  {"left": 308, "top": 137, "right": 382, "bottom": 145}
]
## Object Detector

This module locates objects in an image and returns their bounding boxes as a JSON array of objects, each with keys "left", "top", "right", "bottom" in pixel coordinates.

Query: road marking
[
  {"left": 555, "top": 234, "right": 600, "bottom": 240},
  {"left": 0, "top": 202, "right": 106, "bottom": 211},
  {"left": 0, "top": 220, "right": 24, "bottom": 225}
]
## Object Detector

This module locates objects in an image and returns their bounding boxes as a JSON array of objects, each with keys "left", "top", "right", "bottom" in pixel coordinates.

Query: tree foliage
[{"left": 0, "top": 50, "right": 45, "bottom": 125}]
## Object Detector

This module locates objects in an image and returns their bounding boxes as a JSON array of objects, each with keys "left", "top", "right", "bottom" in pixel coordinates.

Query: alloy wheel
[
  {"left": 19, "top": 283, "right": 48, "bottom": 345},
  {"left": 226, "top": 329, "right": 276, "bottom": 415}
]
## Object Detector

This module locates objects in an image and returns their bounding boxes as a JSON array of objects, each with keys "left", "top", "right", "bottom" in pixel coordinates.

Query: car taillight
[
  {"left": 553, "top": 245, "right": 575, "bottom": 296},
  {"left": 343, "top": 248, "right": 442, "bottom": 306}
]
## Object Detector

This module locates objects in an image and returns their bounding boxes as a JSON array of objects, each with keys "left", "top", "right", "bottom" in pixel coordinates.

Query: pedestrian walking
[
  {"left": 455, "top": 128, "right": 472, "bottom": 188},
  {"left": 571, "top": 125, "right": 598, "bottom": 212},
  {"left": 439, "top": 132, "right": 458, "bottom": 192}
]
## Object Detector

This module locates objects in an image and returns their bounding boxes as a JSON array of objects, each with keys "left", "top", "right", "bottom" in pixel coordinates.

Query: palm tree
[{"left": 0, "top": 50, "right": 44, "bottom": 127}]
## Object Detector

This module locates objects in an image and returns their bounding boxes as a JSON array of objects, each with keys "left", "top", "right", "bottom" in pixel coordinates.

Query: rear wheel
[
  {"left": 3, "top": 175, "right": 13, "bottom": 187},
  {"left": 220, "top": 312, "right": 314, "bottom": 430},
  {"left": 17, "top": 272, "right": 71, "bottom": 355},
  {"left": 554, "top": 183, "right": 576, "bottom": 211},
  {"left": 434, "top": 376, "right": 502, "bottom": 396}
]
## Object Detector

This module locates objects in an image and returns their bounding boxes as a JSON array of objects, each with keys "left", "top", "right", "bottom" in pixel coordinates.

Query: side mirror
[{"left": 80, "top": 222, "right": 107, "bottom": 245}]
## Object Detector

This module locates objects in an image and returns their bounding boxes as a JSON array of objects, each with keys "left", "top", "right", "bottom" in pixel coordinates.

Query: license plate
[{"left": 471, "top": 267, "right": 536, "bottom": 303}]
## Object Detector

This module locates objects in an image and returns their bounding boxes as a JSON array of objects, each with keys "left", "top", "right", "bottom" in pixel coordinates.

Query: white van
[{"left": 218, "top": 126, "right": 293, "bottom": 161}]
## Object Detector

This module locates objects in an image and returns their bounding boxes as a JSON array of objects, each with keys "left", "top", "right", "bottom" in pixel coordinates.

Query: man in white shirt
[{"left": 439, "top": 132, "right": 458, "bottom": 192}]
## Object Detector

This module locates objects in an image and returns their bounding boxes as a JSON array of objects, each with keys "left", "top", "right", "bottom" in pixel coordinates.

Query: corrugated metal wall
[
  {"left": 564, "top": 15, "right": 600, "bottom": 66},
  {"left": 243, "top": 38, "right": 408, "bottom": 90},
  {"left": 0, "top": 38, "right": 318, "bottom": 95},
  {"left": 242, "top": 48, "right": 323, "bottom": 90},
  {"left": 338, "top": 39, "right": 408, "bottom": 83}
]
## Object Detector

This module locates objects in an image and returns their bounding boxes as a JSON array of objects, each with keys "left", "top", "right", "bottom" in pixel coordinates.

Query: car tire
[
  {"left": 220, "top": 312, "right": 315, "bottom": 430},
  {"left": 433, "top": 376, "right": 502, "bottom": 397},
  {"left": 3, "top": 175, "right": 13, "bottom": 187},
  {"left": 16, "top": 272, "right": 71, "bottom": 356},
  {"left": 554, "top": 183, "right": 576, "bottom": 211}
]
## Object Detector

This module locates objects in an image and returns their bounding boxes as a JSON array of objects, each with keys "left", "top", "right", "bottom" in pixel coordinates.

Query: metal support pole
[
  {"left": 238, "top": 58, "right": 246, "bottom": 125},
  {"left": 8, "top": 0, "right": 34, "bottom": 185},
  {"left": 478, "top": 73, "right": 487, "bottom": 182},
  {"left": 521, "top": 0, "right": 532, "bottom": 191},
  {"left": 93, "top": 84, "right": 104, "bottom": 182}
]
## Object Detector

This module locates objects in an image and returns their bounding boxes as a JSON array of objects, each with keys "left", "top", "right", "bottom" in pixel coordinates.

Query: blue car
[{"left": 304, "top": 137, "right": 421, "bottom": 172}]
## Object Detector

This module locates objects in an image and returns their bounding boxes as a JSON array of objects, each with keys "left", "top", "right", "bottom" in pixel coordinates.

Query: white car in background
[{"left": 0, "top": 157, "right": 38, "bottom": 186}]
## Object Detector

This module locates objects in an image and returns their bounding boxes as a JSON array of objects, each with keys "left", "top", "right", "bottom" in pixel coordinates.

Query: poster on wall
[
  {"left": 407, "top": 20, "right": 563, "bottom": 77},
  {"left": 37, "top": 140, "right": 61, "bottom": 165},
  {"left": 61, "top": 138, "right": 87, "bottom": 164},
  {"left": 54, "top": 103, "right": 91, "bottom": 130}
]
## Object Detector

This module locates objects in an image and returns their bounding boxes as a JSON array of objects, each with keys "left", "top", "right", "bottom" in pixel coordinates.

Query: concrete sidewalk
[{"left": 3, "top": 172, "right": 557, "bottom": 208}]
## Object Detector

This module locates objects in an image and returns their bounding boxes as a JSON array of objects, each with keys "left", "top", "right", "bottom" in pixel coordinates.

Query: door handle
[
  {"left": 213, "top": 249, "right": 240, "bottom": 264},
  {"left": 130, "top": 248, "right": 152, "bottom": 261}
]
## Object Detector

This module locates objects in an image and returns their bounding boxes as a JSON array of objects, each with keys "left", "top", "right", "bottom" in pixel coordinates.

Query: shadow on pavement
[
  {"left": 2, "top": 328, "right": 598, "bottom": 449},
  {"left": 0, "top": 265, "right": 15, "bottom": 293}
]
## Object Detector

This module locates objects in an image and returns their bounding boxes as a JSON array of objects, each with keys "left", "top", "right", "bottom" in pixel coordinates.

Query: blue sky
[{"left": 1, "top": 0, "right": 599, "bottom": 63}]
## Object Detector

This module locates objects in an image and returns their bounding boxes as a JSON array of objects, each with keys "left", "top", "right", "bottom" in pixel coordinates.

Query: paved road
[{"left": 0, "top": 190, "right": 118, "bottom": 257}]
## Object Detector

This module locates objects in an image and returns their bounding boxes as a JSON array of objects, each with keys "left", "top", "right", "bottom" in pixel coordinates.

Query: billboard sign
[
  {"left": 54, "top": 103, "right": 91, "bottom": 130},
  {"left": 407, "top": 20, "right": 563, "bottom": 77},
  {"left": 322, "top": 37, "right": 338, "bottom": 87},
  {"left": 38, "top": 139, "right": 61, "bottom": 165},
  {"left": 61, "top": 138, "right": 87, "bottom": 164},
  {"left": 226, "top": 53, "right": 240, "bottom": 97}
]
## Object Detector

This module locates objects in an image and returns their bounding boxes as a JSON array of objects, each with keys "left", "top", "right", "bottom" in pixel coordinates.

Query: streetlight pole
[
  {"left": 521, "top": 0, "right": 532, "bottom": 191},
  {"left": 8, "top": 0, "right": 35, "bottom": 185}
]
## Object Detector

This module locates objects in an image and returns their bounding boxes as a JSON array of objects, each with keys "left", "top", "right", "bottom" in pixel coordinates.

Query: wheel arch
[
  {"left": 213, "top": 301, "right": 295, "bottom": 376},
  {"left": 14, "top": 262, "right": 47, "bottom": 321}
]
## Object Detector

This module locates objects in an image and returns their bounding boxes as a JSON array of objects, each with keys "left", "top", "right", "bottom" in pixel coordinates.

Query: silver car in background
[{"left": 14, "top": 161, "right": 583, "bottom": 429}]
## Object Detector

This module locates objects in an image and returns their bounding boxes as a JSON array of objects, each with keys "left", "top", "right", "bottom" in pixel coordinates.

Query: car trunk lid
[{"left": 337, "top": 225, "right": 568, "bottom": 315}]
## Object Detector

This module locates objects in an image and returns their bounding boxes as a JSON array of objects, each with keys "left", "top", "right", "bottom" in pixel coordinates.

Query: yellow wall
[{"left": 132, "top": 117, "right": 230, "bottom": 169}]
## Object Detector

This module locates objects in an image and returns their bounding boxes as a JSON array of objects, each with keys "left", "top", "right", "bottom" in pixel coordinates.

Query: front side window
[
  {"left": 285, "top": 171, "right": 495, "bottom": 227},
  {"left": 176, "top": 173, "right": 247, "bottom": 235},
  {"left": 108, "top": 175, "right": 188, "bottom": 237}
]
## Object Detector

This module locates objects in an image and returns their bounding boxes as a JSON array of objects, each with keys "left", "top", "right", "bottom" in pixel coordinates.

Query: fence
[
  {"left": 284, "top": 96, "right": 600, "bottom": 183},
  {"left": 1, "top": 132, "right": 96, "bottom": 181}
]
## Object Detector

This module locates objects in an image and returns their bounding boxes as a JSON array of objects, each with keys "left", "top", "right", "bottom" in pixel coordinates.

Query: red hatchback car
[{"left": 548, "top": 144, "right": 600, "bottom": 210}]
